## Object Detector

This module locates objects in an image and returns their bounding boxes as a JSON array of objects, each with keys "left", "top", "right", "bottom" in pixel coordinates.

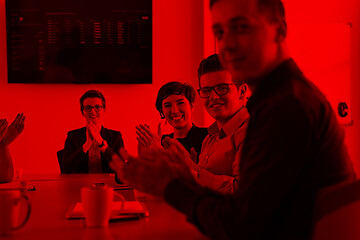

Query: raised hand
[
  {"left": 162, "top": 137, "right": 200, "bottom": 171},
  {"left": 0, "top": 119, "right": 8, "bottom": 142},
  {"left": 136, "top": 123, "right": 162, "bottom": 155},
  {"left": 82, "top": 128, "right": 93, "bottom": 153},
  {"left": 0, "top": 113, "right": 25, "bottom": 146},
  {"left": 115, "top": 145, "right": 194, "bottom": 197},
  {"left": 87, "top": 122, "right": 103, "bottom": 145}
]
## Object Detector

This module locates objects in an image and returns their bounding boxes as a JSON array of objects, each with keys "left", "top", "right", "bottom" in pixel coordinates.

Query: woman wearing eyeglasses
[{"left": 61, "top": 90, "right": 124, "bottom": 173}]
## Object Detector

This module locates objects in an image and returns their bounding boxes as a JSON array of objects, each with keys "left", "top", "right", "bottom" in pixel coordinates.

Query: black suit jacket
[{"left": 62, "top": 127, "right": 124, "bottom": 173}]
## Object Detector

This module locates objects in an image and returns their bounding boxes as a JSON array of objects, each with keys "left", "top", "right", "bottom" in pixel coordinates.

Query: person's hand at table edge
[{"left": 110, "top": 141, "right": 194, "bottom": 197}]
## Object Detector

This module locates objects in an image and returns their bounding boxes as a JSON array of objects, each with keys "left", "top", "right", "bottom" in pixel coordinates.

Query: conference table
[{"left": 0, "top": 174, "right": 208, "bottom": 240}]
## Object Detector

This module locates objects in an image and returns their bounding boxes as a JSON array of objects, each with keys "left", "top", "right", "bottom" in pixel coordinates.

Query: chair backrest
[
  {"left": 312, "top": 179, "right": 360, "bottom": 240},
  {"left": 57, "top": 149, "right": 64, "bottom": 173}
]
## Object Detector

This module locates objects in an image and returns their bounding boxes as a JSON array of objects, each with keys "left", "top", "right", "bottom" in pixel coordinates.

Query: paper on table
[{"left": 66, "top": 201, "right": 149, "bottom": 220}]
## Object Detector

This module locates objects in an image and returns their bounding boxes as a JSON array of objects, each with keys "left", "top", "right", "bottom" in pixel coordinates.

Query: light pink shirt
[{"left": 197, "top": 107, "right": 249, "bottom": 194}]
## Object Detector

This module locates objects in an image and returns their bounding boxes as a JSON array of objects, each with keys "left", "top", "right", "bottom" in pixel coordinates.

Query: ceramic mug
[
  {"left": 81, "top": 183, "right": 125, "bottom": 227},
  {"left": 0, "top": 190, "right": 31, "bottom": 235}
]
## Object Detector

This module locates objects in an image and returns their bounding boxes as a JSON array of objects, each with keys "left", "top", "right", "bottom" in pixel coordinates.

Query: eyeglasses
[
  {"left": 197, "top": 83, "right": 238, "bottom": 98},
  {"left": 82, "top": 105, "right": 104, "bottom": 112}
]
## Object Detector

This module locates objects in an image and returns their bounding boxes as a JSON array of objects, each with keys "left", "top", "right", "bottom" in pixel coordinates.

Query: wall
[
  {"left": 1, "top": 0, "right": 360, "bottom": 175},
  {"left": 282, "top": 0, "right": 360, "bottom": 175},
  {"left": 0, "top": 0, "right": 205, "bottom": 174}
]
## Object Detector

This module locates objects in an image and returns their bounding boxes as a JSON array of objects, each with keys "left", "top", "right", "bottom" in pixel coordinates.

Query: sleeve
[
  {"left": 164, "top": 98, "right": 312, "bottom": 239},
  {"left": 62, "top": 132, "right": 88, "bottom": 173}
]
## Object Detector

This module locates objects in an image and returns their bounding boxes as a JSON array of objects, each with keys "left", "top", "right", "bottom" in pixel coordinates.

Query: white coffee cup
[
  {"left": 0, "top": 190, "right": 31, "bottom": 235},
  {"left": 81, "top": 183, "right": 125, "bottom": 228}
]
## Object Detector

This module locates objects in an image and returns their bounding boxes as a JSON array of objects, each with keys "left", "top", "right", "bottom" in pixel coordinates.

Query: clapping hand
[
  {"left": 87, "top": 122, "right": 103, "bottom": 145},
  {"left": 111, "top": 138, "right": 194, "bottom": 197},
  {"left": 162, "top": 137, "right": 200, "bottom": 171},
  {"left": 136, "top": 123, "right": 162, "bottom": 156},
  {"left": 0, "top": 113, "right": 25, "bottom": 146}
]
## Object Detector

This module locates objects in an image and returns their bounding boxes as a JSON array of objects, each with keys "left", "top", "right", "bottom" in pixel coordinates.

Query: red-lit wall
[
  {"left": 1, "top": 0, "right": 360, "bottom": 175},
  {"left": 282, "top": 0, "right": 360, "bottom": 175},
  {"left": 0, "top": 0, "right": 206, "bottom": 174}
]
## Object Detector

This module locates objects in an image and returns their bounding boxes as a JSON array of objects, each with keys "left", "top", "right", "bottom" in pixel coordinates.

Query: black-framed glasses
[
  {"left": 197, "top": 83, "right": 238, "bottom": 98},
  {"left": 82, "top": 105, "right": 104, "bottom": 112}
]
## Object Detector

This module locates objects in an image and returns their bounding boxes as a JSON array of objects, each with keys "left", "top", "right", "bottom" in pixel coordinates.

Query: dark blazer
[{"left": 62, "top": 127, "right": 124, "bottom": 173}]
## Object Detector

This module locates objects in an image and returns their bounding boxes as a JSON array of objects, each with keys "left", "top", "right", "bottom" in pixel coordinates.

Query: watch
[{"left": 98, "top": 140, "right": 107, "bottom": 148}]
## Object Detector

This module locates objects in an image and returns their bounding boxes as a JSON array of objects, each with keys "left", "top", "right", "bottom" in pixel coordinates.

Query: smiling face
[
  {"left": 211, "top": 0, "right": 281, "bottom": 84},
  {"left": 199, "top": 70, "right": 243, "bottom": 125},
  {"left": 82, "top": 97, "right": 105, "bottom": 126},
  {"left": 161, "top": 94, "right": 193, "bottom": 130}
]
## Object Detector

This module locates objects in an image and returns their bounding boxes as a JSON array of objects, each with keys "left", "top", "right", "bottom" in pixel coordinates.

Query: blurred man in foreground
[{"left": 110, "top": 0, "right": 355, "bottom": 239}]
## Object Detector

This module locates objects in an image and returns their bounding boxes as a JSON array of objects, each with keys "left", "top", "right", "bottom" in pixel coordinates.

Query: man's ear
[
  {"left": 239, "top": 84, "right": 247, "bottom": 100},
  {"left": 275, "top": 18, "right": 287, "bottom": 43}
]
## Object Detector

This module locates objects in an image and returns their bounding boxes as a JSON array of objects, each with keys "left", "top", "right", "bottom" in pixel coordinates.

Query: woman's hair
[
  {"left": 79, "top": 90, "right": 106, "bottom": 113},
  {"left": 155, "top": 81, "right": 196, "bottom": 119}
]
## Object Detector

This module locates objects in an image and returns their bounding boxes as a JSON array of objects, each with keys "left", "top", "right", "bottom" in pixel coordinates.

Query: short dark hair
[
  {"left": 155, "top": 82, "right": 196, "bottom": 119},
  {"left": 210, "top": 0, "right": 285, "bottom": 23},
  {"left": 197, "top": 54, "right": 224, "bottom": 88},
  {"left": 80, "top": 90, "right": 106, "bottom": 113}
]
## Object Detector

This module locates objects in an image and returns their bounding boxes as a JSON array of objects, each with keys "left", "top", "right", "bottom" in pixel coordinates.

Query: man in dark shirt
[{"left": 110, "top": 0, "right": 356, "bottom": 239}]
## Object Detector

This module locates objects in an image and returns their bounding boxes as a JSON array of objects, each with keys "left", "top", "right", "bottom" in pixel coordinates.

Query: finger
[
  {"left": 136, "top": 130, "right": 150, "bottom": 146},
  {"left": 157, "top": 122, "right": 162, "bottom": 137},
  {"left": 190, "top": 148, "right": 198, "bottom": 162},
  {"left": 136, "top": 125, "right": 153, "bottom": 142},
  {"left": 12, "top": 113, "right": 21, "bottom": 127},
  {"left": 139, "top": 124, "right": 155, "bottom": 138},
  {"left": 0, "top": 119, "right": 8, "bottom": 128},
  {"left": 168, "top": 141, "right": 190, "bottom": 164},
  {"left": 118, "top": 147, "right": 129, "bottom": 163},
  {"left": 0, "top": 124, "right": 7, "bottom": 136},
  {"left": 162, "top": 137, "right": 172, "bottom": 149},
  {"left": 16, "top": 114, "right": 25, "bottom": 130},
  {"left": 136, "top": 136, "right": 148, "bottom": 147}
]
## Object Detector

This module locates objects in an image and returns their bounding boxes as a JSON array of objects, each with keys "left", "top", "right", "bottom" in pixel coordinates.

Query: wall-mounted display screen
[{"left": 6, "top": 0, "right": 152, "bottom": 84}]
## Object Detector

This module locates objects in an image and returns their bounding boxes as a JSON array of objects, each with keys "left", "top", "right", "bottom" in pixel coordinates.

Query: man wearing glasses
[
  {"left": 62, "top": 90, "right": 124, "bottom": 173},
  {"left": 184, "top": 54, "right": 249, "bottom": 194}
]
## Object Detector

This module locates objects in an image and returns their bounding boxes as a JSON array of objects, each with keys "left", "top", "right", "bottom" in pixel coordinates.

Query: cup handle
[
  {"left": 113, "top": 191, "right": 125, "bottom": 211},
  {"left": 12, "top": 193, "right": 31, "bottom": 231}
]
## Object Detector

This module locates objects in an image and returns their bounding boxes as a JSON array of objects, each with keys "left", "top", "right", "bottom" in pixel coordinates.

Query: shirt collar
[{"left": 208, "top": 107, "right": 249, "bottom": 139}]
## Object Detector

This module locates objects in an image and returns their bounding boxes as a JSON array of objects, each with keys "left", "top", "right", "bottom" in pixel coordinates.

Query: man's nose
[
  {"left": 89, "top": 107, "right": 97, "bottom": 113},
  {"left": 209, "top": 89, "right": 220, "bottom": 100},
  {"left": 219, "top": 30, "right": 237, "bottom": 54}
]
